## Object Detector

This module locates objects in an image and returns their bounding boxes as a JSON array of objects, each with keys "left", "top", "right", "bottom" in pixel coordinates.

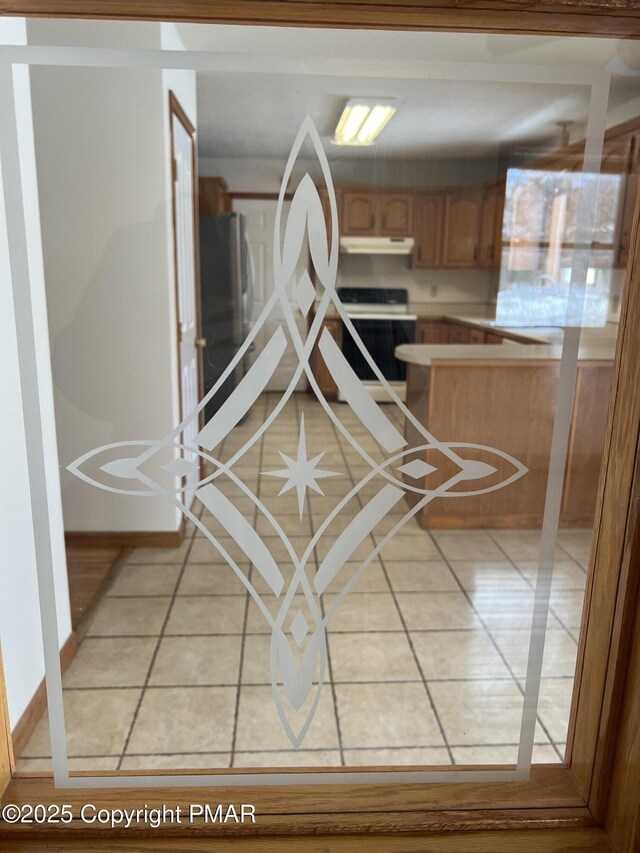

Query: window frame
[{"left": 0, "top": 2, "right": 639, "bottom": 849}]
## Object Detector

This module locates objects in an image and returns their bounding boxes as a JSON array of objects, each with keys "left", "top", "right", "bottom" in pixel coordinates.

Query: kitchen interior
[{"left": 13, "top": 26, "right": 640, "bottom": 775}]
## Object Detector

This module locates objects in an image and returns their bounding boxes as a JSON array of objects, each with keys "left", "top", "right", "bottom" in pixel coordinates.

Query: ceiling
[{"left": 179, "top": 26, "right": 640, "bottom": 162}]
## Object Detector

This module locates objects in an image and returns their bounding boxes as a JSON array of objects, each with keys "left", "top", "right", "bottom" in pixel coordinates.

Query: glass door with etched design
[{"left": 1, "top": 18, "right": 637, "bottom": 788}]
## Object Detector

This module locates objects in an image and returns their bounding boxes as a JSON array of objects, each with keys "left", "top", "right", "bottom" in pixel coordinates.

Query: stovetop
[
  {"left": 337, "top": 287, "right": 408, "bottom": 306},
  {"left": 336, "top": 287, "right": 410, "bottom": 314}
]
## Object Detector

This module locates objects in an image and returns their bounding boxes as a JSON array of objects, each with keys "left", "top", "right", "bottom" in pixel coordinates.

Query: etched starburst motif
[{"left": 262, "top": 415, "right": 341, "bottom": 517}]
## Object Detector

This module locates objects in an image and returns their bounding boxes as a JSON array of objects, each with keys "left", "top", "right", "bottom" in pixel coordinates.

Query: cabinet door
[
  {"left": 468, "top": 328, "right": 486, "bottom": 343},
  {"left": 479, "top": 185, "right": 499, "bottom": 268},
  {"left": 342, "top": 191, "right": 378, "bottom": 235},
  {"left": 199, "top": 176, "right": 230, "bottom": 216},
  {"left": 416, "top": 319, "right": 448, "bottom": 343},
  {"left": 448, "top": 324, "right": 470, "bottom": 343},
  {"left": 413, "top": 193, "right": 443, "bottom": 268},
  {"left": 442, "top": 189, "right": 482, "bottom": 267},
  {"left": 380, "top": 193, "right": 412, "bottom": 236},
  {"left": 485, "top": 332, "right": 504, "bottom": 345},
  {"left": 318, "top": 186, "right": 342, "bottom": 248}
]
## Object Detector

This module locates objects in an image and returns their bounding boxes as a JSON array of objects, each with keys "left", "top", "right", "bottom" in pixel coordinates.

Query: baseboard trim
[
  {"left": 65, "top": 520, "right": 185, "bottom": 549},
  {"left": 11, "top": 633, "right": 78, "bottom": 759}
]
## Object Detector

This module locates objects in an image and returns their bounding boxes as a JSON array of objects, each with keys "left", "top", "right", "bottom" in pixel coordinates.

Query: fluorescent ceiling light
[{"left": 334, "top": 100, "right": 397, "bottom": 146}]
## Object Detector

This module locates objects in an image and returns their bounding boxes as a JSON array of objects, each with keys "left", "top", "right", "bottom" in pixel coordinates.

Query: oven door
[{"left": 340, "top": 313, "right": 417, "bottom": 399}]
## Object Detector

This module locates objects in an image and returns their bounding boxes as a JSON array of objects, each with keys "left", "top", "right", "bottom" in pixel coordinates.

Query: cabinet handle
[
  {"left": 418, "top": 246, "right": 423, "bottom": 261},
  {"left": 473, "top": 246, "right": 478, "bottom": 263},
  {"left": 383, "top": 215, "right": 387, "bottom": 229},
  {"left": 370, "top": 214, "right": 375, "bottom": 228}
]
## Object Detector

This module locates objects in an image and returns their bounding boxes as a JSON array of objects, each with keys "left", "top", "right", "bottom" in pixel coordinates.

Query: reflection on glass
[{"left": 497, "top": 168, "right": 622, "bottom": 327}]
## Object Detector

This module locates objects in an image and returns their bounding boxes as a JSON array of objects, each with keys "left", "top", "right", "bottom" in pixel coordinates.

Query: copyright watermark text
[{"left": 1, "top": 802, "right": 256, "bottom": 828}]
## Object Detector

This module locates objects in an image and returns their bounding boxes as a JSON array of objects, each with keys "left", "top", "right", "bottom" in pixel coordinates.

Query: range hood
[{"left": 339, "top": 236, "right": 415, "bottom": 255}]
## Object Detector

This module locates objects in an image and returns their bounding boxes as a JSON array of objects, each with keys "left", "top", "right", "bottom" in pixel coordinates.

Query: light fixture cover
[{"left": 333, "top": 99, "right": 397, "bottom": 146}]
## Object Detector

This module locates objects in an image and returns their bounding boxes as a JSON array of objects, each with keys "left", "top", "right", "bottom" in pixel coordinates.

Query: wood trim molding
[
  {"left": 603, "top": 443, "right": 640, "bottom": 852},
  {"left": 1, "top": 0, "right": 639, "bottom": 38},
  {"left": 168, "top": 90, "right": 205, "bottom": 463},
  {"left": 566, "top": 185, "right": 640, "bottom": 821},
  {"left": 0, "top": 826, "right": 617, "bottom": 852},
  {"left": 10, "top": 633, "right": 78, "bottom": 759},
  {"left": 64, "top": 520, "right": 185, "bottom": 549},
  {"left": 0, "top": 644, "right": 14, "bottom": 795},
  {"left": 1, "top": 766, "right": 589, "bottom": 836},
  {"left": 0, "top": 4, "right": 639, "bottom": 850},
  {"left": 230, "top": 192, "right": 293, "bottom": 202}
]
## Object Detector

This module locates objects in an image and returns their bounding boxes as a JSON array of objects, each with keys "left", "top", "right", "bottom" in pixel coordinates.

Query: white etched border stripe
[
  {"left": 314, "top": 483, "right": 404, "bottom": 594},
  {"left": 197, "top": 483, "right": 285, "bottom": 596},
  {"left": 197, "top": 325, "right": 287, "bottom": 451},
  {"left": 318, "top": 327, "right": 407, "bottom": 453}
]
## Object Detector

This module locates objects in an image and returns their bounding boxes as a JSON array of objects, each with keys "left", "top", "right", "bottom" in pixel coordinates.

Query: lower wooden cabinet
[
  {"left": 448, "top": 324, "right": 471, "bottom": 343},
  {"left": 468, "top": 328, "right": 487, "bottom": 343},
  {"left": 416, "top": 319, "right": 449, "bottom": 343},
  {"left": 486, "top": 332, "right": 505, "bottom": 344}
]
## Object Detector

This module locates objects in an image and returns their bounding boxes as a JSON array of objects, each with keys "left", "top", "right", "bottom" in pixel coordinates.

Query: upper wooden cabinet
[
  {"left": 380, "top": 193, "right": 413, "bottom": 236},
  {"left": 317, "top": 186, "right": 342, "bottom": 248},
  {"left": 479, "top": 182, "right": 504, "bottom": 269},
  {"left": 413, "top": 192, "right": 444, "bottom": 268},
  {"left": 199, "top": 176, "right": 230, "bottom": 216},
  {"left": 342, "top": 190, "right": 413, "bottom": 237},
  {"left": 342, "top": 191, "right": 379, "bottom": 235},
  {"left": 441, "top": 188, "right": 482, "bottom": 267},
  {"left": 317, "top": 121, "right": 639, "bottom": 272}
]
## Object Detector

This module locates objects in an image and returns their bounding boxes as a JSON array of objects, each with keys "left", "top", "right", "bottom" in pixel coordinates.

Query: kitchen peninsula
[{"left": 395, "top": 320, "right": 616, "bottom": 530}]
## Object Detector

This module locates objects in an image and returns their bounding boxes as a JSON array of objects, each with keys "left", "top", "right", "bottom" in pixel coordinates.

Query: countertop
[
  {"left": 395, "top": 341, "right": 616, "bottom": 366},
  {"left": 394, "top": 310, "right": 618, "bottom": 366},
  {"left": 319, "top": 299, "right": 619, "bottom": 363}
]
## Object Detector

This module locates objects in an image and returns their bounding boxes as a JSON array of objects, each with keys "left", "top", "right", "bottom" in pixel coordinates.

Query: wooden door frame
[
  {"left": 1, "top": 4, "right": 640, "bottom": 850},
  {"left": 168, "top": 89, "right": 204, "bottom": 442}
]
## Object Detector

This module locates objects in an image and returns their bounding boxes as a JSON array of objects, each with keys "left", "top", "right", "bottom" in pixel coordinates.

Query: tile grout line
[
  {"left": 377, "top": 548, "right": 457, "bottom": 764},
  {"left": 22, "top": 737, "right": 560, "bottom": 765},
  {"left": 484, "top": 529, "right": 583, "bottom": 643},
  {"left": 331, "top": 408, "right": 455, "bottom": 762},
  {"left": 431, "top": 534, "right": 562, "bottom": 761},
  {"left": 483, "top": 529, "right": 580, "bottom": 761},
  {"left": 304, "top": 393, "right": 346, "bottom": 766},
  {"left": 63, "top": 675, "right": 561, "bottom": 692},
  {"left": 114, "top": 501, "right": 199, "bottom": 769},
  {"left": 229, "top": 393, "right": 269, "bottom": 767}
]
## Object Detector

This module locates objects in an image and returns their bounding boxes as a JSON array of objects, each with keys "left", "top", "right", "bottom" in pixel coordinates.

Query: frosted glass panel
[{"left": 1, "top": 19, "right": 637, "bottom": 788}]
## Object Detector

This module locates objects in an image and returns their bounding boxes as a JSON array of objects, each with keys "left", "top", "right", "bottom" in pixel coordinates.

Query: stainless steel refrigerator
[{"left": 199, "top": 212, "right": 253, "bottom": 423}]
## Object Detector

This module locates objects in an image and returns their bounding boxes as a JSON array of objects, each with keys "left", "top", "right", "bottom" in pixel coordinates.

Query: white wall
[
  {"left": 335, "top": 255, "right": 494, "bottom": 305},
  {"left": 0, "top": 18, "right": 72, "bottom": 729},
  {"left": 26, "top": 20, "right": 196, "bottom": 533}
]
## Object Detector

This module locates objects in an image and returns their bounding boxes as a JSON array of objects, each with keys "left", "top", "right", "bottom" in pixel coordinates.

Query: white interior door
[
  {"left": 233, "top": 198, "right": 309, "bottom": 391},
  {"left": 171, "top": 102, "right": 200, "bottom": 503}
]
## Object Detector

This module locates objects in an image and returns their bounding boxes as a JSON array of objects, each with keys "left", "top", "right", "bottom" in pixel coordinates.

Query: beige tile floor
[{"left": 18, "top": 393, "right": 589, "bottom": 773}]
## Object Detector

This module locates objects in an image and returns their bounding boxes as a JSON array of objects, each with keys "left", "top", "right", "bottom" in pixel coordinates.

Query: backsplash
[{"left": 336, "top": 254, "right": 496, "bottom": 304}]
